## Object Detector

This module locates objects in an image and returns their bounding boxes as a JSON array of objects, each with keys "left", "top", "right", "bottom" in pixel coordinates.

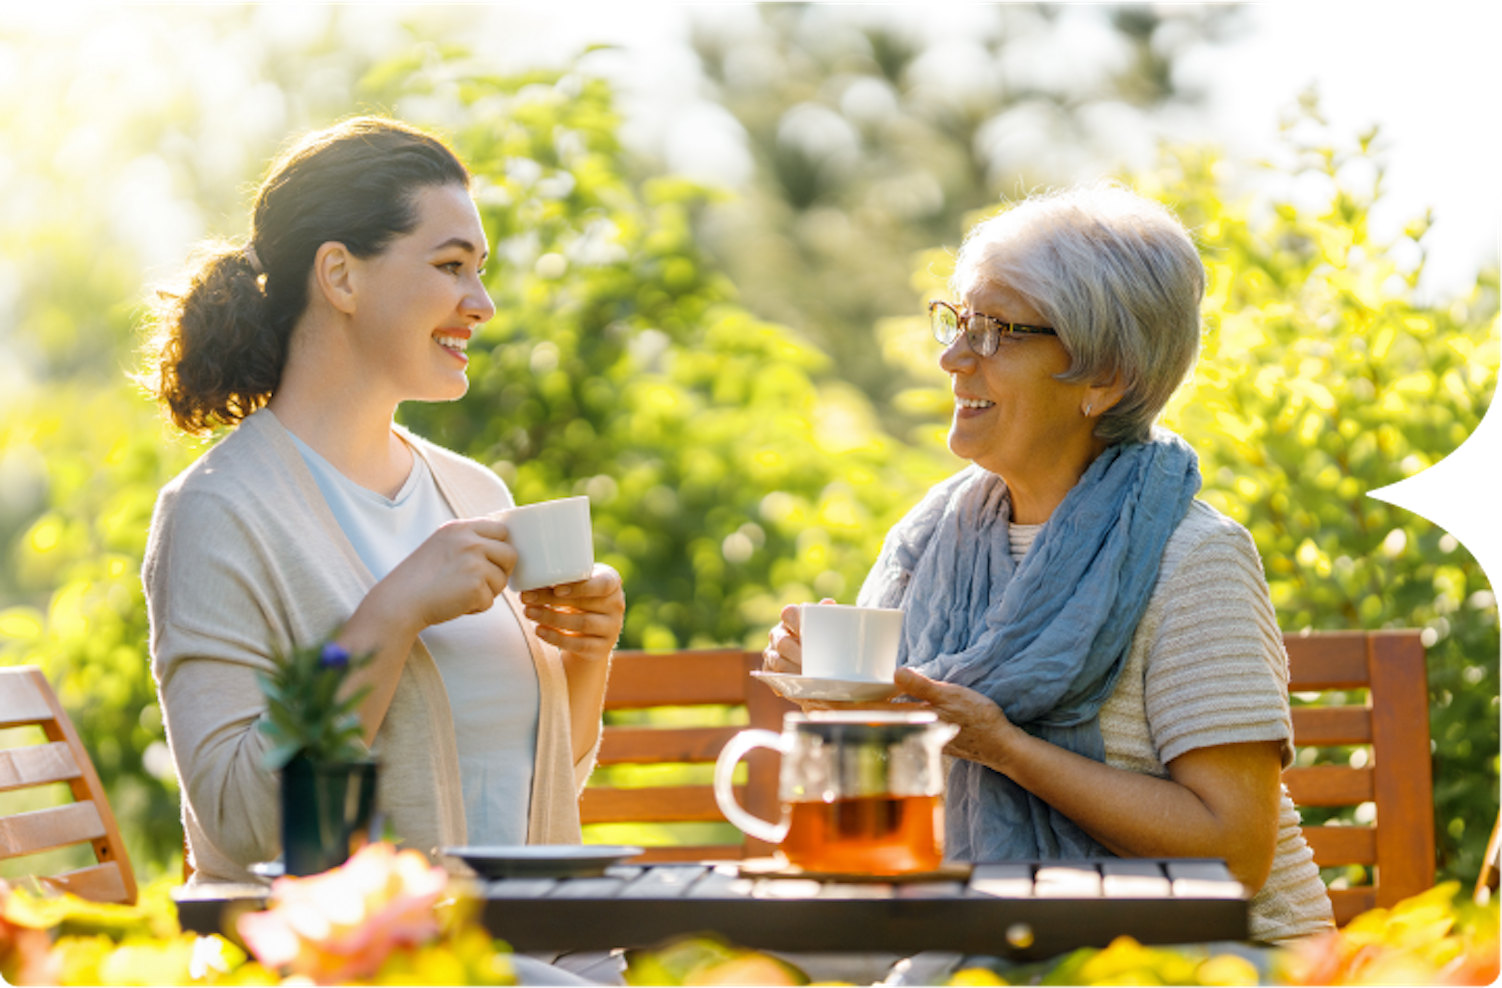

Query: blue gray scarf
[{"left": 856, "top": 429, "right": 1201, "bottom": 861}]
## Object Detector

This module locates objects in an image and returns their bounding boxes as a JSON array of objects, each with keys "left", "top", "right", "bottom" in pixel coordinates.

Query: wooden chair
[
  {"left": 0, "top": 665, "right": 137, "bottom": 904},
  {"left": 591, "top": 631, "right": 1439, "bottom": 926},
  {"left": 1474, "top": 811, "right": 1501, "bottom": 905},
  {"left": 584, "top": 649, "right": 796, "bottom": 861},
  {"left": 1283, "top": 630, "right": 1435, "bottom": 925}
]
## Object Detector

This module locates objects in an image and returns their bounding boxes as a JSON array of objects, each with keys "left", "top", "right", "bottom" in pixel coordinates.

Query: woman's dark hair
[{"left": 142, "top": 116, "right": 470, "bottom": 434}]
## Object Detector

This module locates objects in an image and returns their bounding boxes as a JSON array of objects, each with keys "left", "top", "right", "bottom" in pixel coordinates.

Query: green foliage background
[{"left": 0, "top": 15, "right": 1496, "bottom": 896}]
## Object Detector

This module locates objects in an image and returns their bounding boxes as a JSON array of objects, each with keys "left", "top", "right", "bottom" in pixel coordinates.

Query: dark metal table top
[{"left": 174, "top": 857, "right": 1248, "bottom": 961}]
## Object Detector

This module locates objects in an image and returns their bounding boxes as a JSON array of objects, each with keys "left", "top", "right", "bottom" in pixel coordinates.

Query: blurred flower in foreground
[
  {"left": 0, "top": 879, "right": 61, "bottom": 985},
  {"left": 1278, "top": 881, "right": 1499, "bottom": 986},
  {"left": 236, "top": 841, "right": 452, "bottom": 984},
  {"left": 625, "top": 935, "right": 808, "bottom": 985}
]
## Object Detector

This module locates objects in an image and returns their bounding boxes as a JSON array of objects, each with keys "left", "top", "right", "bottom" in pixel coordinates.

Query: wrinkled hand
[
  {"left": 383, "top": 518, "right": 517, "bottom": 634},
  {"left": 894, "top": 667, "right": 1019, "bottom": 769},
  {"left": 520, "top": 564, "right": 625, "bottom": 662}
]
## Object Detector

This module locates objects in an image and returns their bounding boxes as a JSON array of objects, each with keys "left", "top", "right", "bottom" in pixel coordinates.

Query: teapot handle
[{"left": 713, "top": 729, "right": 791, "bottom": 845}]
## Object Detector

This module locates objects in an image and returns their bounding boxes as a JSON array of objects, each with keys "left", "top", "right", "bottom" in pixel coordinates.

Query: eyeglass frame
[{"left": 929, "top": 299, "right": 1056, "bottom": 357}]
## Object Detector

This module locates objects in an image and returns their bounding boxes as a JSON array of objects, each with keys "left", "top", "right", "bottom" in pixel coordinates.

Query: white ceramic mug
[
  {"left": 799, "top": 603, "right": 904, "bottom": 682},
  {"left": 491, "top": 496, "right": 595, "bottom": 593}
]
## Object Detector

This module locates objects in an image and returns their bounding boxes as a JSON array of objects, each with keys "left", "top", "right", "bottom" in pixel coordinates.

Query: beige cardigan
[{"left": 143, "top": 409, "right": 597, "bottom": 885}]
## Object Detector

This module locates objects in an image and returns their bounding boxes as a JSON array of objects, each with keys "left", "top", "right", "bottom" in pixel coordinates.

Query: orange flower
[
  {"left": 0, "top": 880, "right": 62, "bottom": 986},
  {"left": 237, "top": 842, "right": 448, "bottom": 984}
]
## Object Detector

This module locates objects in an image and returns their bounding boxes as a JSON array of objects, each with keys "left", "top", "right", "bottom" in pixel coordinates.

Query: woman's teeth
[
  {"left": 956, "top": 396, "right": 995, "bottom": 409},
  {"left": 435, "top": 335, "right": 469, "bottom": 354}
]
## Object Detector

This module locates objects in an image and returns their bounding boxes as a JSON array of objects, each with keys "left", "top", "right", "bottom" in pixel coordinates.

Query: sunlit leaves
[{"left": 1153, "top": 106, "right": 1499, "bottom": 886}]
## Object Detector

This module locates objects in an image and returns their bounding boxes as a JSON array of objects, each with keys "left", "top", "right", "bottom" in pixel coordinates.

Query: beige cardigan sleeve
[
  {"left": 145, "top": 415, "right": 469, "bottom": 882},
  {"left": 146, "top": 486, "right": 303, "bottom": 870}
]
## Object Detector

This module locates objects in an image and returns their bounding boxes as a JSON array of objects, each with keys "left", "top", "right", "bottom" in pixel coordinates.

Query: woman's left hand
[
  {"left": 521, "top": 564, "right": 625, "bottom": 662},
  {"left": 894, "top": 667, "right": 1021, "bottom": 769}
]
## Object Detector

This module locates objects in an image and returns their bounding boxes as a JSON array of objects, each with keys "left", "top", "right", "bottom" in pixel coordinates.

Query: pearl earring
[{"left": 1084, "top": 402, "right": 1094, "bottom": 416}]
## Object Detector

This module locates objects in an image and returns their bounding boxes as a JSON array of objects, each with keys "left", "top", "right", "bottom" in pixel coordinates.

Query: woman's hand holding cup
[
  {"left": 521, "top": 564, "right": 624, "bottom": 662},
  {"left": 763, "top": 597, "right": 837, "bottom": 675},
  {"left": 382, "top": 517, "right": 518, "bottom": 634}
]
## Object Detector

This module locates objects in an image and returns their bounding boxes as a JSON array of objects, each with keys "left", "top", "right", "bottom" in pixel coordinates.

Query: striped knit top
[{"left": 1013, "top": 500, "right": 1335, "bottom": 943}]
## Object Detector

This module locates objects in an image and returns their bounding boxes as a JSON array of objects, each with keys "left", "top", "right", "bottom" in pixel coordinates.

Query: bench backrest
[
  {"left": 592, "top": 631, "right": 1437, "bottom": 926},
  {"left": 584, "top": 649, "right": 794, "bottom": 861},
  {"left": 1283, "top": 630, "right": 1434, "bottom": 925},
  {"left": 0, "top": 665, "right": 137, "bottom": 904}
]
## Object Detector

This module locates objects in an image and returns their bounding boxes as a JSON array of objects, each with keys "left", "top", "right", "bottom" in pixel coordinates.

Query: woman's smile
[
  {"left": 954, "top": 393, "right": 996, "bottom": 417},
  {"left": 434, "top": 328, "right": 471, "bottom": 365}
]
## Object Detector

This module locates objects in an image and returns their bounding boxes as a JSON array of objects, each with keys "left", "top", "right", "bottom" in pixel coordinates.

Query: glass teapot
[{"left": 712, "top": 709, "right": 957, "bottom": 875}]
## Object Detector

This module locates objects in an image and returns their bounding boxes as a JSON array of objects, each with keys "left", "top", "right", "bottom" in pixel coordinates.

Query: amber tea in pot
[{"left": 713, "top": 710, "right": 956, "bottom": 875}]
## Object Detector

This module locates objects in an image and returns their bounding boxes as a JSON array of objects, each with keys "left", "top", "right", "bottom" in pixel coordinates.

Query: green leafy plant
[{"left": 256, "top": 640, "right": 373, "bottom": 770}]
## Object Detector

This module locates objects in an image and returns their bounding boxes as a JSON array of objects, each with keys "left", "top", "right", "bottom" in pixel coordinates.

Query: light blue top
[{"left": 290, "top": 432, "right": 539, "bottom": 845}]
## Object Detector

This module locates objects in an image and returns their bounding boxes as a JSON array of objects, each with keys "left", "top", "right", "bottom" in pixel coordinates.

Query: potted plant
[{"left": 258, "top": 638, "right": 378, "bottom": 877}]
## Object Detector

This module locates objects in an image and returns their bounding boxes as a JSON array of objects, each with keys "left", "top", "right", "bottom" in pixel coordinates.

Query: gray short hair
[{"left": 951, "top": 183, "right": 1204, "bottom": 445}]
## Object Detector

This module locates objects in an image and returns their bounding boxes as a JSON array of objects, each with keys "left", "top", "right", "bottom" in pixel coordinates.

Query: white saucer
[{"left": 751, "top": 671, "right": 901, "bottom": 702}]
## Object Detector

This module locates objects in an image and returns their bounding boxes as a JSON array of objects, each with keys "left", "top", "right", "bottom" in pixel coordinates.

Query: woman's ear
[
  {"left": 312, "top": 241, "right": 358, "bottom": 315},
  {"left": 1083, "top": 373, "right": 1128, "bottom": 419}
]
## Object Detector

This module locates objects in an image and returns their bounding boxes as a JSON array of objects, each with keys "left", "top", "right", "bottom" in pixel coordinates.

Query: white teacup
[
  {"left": 799, "top": 603, "right": 904, "bottom": 682},
  {"left": 491, "top": 496, "right": 595, "bottom": 593}
]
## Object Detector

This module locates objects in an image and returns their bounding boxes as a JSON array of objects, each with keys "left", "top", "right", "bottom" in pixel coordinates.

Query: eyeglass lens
[{"left": 931, "top": 304, "right": 959, "bottom": 343}]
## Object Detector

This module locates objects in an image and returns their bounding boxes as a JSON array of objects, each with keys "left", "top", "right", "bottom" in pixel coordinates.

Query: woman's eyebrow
[{"left": 431, "top": 236, "right": 489, "bottom": 261}]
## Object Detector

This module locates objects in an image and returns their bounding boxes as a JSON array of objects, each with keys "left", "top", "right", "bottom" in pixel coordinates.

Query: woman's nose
[
  {"left": 937, "top": 335, "right": 973, "bottom": 374},
  {"left": 464, "top": 277, "right": 497, "bottom": 324}
]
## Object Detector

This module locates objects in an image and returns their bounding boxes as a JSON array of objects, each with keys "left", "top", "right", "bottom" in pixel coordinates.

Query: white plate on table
[
  {"left": 751, "top": 671, "right": 901, "bottom": 703},
  {"left": 248, "top": 860, "right": 284, "bottom": 880},
  {"left": 443, "top": 845, "right": 643, "bottom": 880}
]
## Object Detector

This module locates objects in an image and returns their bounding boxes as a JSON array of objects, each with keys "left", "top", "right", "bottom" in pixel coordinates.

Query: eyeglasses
[{"left": 929, "top": 300, "right": 1056, "bottom": 357}]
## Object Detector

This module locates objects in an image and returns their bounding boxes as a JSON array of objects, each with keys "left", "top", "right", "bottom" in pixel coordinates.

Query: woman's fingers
[
  {"left": 894, "top": 667, "right": 945, "bottom": 701},
  {"left": 476, "top": 527, "right": 518, "bottom": 580},
  {"left": 519, "top": 564, "right": 624, "bottom": 660},
  {"left": 522, "top": 604, "right": 616, "bottom": 636},
  {"left": 519, "top": 564, "right": 622, "bottom": 604},
  {"left": 763, "top": 622, "right": 802, "bottom": 674},
  {"left": 895, "top": 668, "right": 1015, "bottom": 765}
]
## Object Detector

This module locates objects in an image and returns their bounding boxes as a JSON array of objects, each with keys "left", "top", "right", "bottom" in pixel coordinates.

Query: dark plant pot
[{"left": 281, "top": 755, "right": 379, "bottom": 877}]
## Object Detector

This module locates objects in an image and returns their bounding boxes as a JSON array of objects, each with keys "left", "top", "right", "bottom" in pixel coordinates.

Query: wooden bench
[
  {"left": 583, "top": 649, "right": 795, "bottom": 861},
  {"left": 590, "top": 631, "right": 1437, "bottom": 926},
  {"left": 0, "top": 665, "right": 137, "bottom": 904},
  {"left": 1283, "top": 630, "right": 1434, "bottom": 925}
]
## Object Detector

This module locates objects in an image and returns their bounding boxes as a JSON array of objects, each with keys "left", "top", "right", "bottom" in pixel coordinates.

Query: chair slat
[
  {"left": 36, "top": 862, "right": 130, "bottom": 904},
  {"left": 0, "top": 673, "right": 54, "bottom": 729},
  {"left": 604, "top": 651, "right": 751, "bottom": 709},
  {"left": 1284, "top": 633, "right": 1370, "bottom": 690},
  {"left": 1329, "top": 888, "right": 1377, "bottom": 927},
  {"left": 581, "top": 785, "right": 742, "bottom": 824},
  {"left": 0, "top": 742, "right": 82, "bottom": 792},
  {"left": 0, "top": 801, "right": 106, "bottom": 858},
  {"left": 1283, "top": 766, "right": 1375, "bottom": 807},
  {"left": 0, "top": 667, "right": 137, "bottom": 904},
  {"left": 1367, "top": 633, "right": 1435, "bottom": 907},
  {"left": 1289, "top": 706, "right": 1372, "bottom": 746},
  {"left": 1301, "top": 825, "right": 1377, "bottom": 866},
  {"left": 597, "top": 726, "right": 743, "bottom": 765}
]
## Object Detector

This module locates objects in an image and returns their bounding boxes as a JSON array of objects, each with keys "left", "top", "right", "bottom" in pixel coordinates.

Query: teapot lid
[{"left": 787, "top": 708, "right": 941, "bottom": 743}]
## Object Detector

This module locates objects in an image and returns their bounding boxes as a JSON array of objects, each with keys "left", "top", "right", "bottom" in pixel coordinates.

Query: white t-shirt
[{"left": 290, "top": 433, "right": 540, "bottom": 846}]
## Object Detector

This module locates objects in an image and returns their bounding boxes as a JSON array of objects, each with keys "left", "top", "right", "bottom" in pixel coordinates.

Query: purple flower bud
[{"left": 319, "top": 642, "right": 351, "bottom": 669}]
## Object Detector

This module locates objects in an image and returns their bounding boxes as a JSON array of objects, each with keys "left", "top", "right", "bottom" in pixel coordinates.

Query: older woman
[{"left": 764, "top": 184, "right": 1334, "bottom": 943}]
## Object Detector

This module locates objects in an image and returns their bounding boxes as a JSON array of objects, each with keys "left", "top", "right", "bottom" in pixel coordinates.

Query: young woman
[{"left": 141, "top": 117, "right": 623, "bottom": 885}]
